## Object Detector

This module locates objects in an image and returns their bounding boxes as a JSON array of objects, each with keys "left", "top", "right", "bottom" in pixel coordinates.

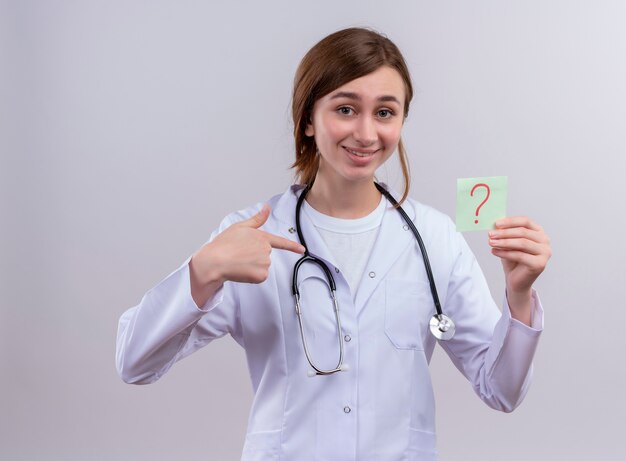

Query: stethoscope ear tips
[{"left": 429, "top": 314, "right": 456, "bottom": 341}]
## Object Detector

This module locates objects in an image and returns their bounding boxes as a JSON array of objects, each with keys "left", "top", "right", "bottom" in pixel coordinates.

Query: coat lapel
[
  {"left": 353, "top": 192, "right": 416, "bottom": 315},
  {"left": 271, "top": 185, "right": 339, "bottom": 270}
]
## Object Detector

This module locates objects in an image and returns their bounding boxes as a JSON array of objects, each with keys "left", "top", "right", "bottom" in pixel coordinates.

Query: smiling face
[{"left": 305, "top": 66, "right": 406, "bottom": 188}]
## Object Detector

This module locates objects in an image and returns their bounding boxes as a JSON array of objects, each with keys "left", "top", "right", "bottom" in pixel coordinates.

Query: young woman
[{"left": 116, "top": 28, "right": 551, "bottom": 460}]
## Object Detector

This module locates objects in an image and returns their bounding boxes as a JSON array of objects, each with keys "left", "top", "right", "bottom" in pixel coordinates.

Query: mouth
[{"left": 343, "top": 146, "right": 379, "bottom": 157}]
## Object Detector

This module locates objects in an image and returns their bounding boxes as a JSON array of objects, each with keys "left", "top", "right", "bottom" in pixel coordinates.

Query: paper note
[{"left": 456, "top": 176, "right": 508, "bottom": 232}]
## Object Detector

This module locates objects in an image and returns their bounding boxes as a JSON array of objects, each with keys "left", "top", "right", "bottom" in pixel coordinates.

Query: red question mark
[{"left": 470, "top": 183, "right": 491, "bottom": 224}]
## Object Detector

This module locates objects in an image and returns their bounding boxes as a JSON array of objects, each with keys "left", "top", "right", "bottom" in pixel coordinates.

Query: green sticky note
[{"left": 456, "top": 176, "right": 508, "bottom": 232}]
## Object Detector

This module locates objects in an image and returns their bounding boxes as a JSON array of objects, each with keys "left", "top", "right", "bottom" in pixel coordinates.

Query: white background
[{"left": 2, "top": 1, "right": 625, "bottom": 460}]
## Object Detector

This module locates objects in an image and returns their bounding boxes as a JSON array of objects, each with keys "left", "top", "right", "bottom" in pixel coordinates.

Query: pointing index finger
[{"left": 261, "top": 231, "right": 306, "bottom": 254}]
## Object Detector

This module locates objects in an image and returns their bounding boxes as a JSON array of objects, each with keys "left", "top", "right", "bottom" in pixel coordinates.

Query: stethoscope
[{"left": 292, "top": 182, "right": 456, "bottom": 376}]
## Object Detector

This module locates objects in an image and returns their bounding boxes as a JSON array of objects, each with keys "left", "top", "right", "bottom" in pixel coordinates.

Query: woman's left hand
[{"left": 488, "top": 217, "right": 551, "bottom": 319}]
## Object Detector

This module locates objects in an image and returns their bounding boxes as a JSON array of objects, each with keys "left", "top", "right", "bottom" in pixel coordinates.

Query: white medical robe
[{"left": 116, "top": 184, "right": 544, "bottom": 461}]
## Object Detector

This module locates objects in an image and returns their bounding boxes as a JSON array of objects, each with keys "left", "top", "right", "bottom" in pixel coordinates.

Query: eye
[
  {"left": 377, "top": 109, "right": 394, "bottom": 119},
  {"left": 338, "top": 106, "right": 354, "bottom": 116}
]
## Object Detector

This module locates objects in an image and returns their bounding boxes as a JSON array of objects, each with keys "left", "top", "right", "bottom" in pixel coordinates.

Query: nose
[{"left": 354, "top": 115, "right": 377, "bottom": 146}]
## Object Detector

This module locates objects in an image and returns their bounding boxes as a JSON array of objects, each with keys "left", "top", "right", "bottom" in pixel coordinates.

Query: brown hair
[{"left": 291, "top": 27, "right": 414, "bottom": 205}]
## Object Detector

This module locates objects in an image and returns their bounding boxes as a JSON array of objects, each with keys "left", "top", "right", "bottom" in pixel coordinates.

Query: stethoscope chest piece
[{"left": 429, "top": 314, "right": 455, "bottom": 340}]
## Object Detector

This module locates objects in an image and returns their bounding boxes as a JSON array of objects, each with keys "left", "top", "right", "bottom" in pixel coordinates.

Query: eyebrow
[{"left": 330, "top": 91, "right": 401, "bottom": 105}]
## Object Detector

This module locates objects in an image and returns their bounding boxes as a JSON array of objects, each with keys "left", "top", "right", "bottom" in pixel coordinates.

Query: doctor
[{"left": 116, "top": 27, "right": 551, "bottom": 460}]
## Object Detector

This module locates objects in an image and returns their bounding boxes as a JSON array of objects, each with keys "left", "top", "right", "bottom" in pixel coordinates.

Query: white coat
[{"left": 116, "top": 184, "right": 543, "bottom": 461}]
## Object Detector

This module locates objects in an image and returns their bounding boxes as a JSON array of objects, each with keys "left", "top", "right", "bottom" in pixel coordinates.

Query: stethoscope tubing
[
  {"left": 291, "top": 182, "right": 455, "bottom": 375},
  {"left": 373, "top": 182, "right": 444, "bottom": 319}
]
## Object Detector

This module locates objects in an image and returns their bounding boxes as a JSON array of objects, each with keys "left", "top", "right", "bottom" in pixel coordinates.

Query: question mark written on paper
[
  {"left": 470, "top": 183, "right": 491, "bottom": 224},
  {"left": 456, "top": 176, "right": 508, "bottom": 232}
]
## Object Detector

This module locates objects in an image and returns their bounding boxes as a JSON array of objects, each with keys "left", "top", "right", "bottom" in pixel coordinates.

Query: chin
[{"left": 341, "top": 170, "right": 378, "bottom": 184}]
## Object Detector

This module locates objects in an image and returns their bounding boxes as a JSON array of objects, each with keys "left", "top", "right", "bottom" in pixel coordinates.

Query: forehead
[{"left": 323, "top": 66, "right": 406, "bottom": 104}]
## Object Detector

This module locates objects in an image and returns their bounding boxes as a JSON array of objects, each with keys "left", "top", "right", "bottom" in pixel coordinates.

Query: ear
[{"left": 304, "top": 121, "right": 314, "bottom": 137}]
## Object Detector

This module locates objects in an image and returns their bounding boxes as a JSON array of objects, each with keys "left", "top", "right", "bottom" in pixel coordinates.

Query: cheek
[
  {"left": 318, "top": 118, "right": 349, "bottom": 145},
  {"left": 380, "top": 124, "right": 403, "bottom": 146}
]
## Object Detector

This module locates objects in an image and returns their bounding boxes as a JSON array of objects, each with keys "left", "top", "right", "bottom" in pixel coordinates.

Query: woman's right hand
[{"left": 188, "top": 204, "right": 305, "bottom": 307}]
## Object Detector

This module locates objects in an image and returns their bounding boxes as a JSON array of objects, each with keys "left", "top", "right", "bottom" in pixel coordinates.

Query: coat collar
[{"left": 271, "top": 183, "right": 418, "bottom": 313}]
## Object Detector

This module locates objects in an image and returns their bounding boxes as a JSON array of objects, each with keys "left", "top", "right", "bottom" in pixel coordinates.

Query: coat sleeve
[
  {"left": 115, "top": 217, "right": 243, "bottom": 385},
  {"left": 437, "top": 230, "right": 544, "bottom": 413}
]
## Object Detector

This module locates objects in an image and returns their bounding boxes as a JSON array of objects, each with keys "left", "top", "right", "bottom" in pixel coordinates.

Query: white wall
[{"left": 2, "top": 1, "right": 625, "bottom": 460}]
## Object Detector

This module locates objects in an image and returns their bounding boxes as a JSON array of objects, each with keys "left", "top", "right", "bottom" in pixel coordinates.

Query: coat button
[
  {"left": 288, "top": 227, "right": 296, "bottom": 234},
  {"left": 368, "top": 271, "right": 376, "bottom": 278},
  {"left": 343, "top": 406, "right": 351, "bottom": 414},
  {"left": 403, "top": 224, "right": 409, "bottom": 231},
  {"left": 344, "top": 334, "right": 352, "bottom": 342},
  {"left": 335, "top": 267, "right": 340, "bottom": 273}
]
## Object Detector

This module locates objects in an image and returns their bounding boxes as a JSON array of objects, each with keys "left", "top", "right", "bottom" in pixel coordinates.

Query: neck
[{"left": 306, "top": 174, "right": 381, "bottom": 219}]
